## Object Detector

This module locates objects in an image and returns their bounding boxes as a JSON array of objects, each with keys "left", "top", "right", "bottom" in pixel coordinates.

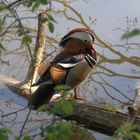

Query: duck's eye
[{"left": 84, "top": 40, "right": 87, "bottom": 42}]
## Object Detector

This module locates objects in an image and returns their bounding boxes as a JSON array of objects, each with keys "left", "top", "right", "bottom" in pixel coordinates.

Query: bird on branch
[{"left": 30, "top": 28, "right": 97, "bottom": 109}]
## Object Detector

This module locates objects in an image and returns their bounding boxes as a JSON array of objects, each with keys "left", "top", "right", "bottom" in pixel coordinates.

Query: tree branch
[
  {"left": 51, "top": 101, "right": 140, "bottom": 136},
  {"left": 2, "top": 78, "right": 140, "bottom": 136},
  {"left": 24, "top": 12, "right": 47, "bottom": 85}
]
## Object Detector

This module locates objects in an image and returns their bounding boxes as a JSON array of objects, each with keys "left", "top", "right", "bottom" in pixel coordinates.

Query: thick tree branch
[
  {"left": 51, "top": 101, "right": 140, "bottom": 136},
  {"left": 2, "top": 78, "right": 140, "bottom": 136},
  {"left": 24, "top": 12, "right": 47, "bottom": 85}
]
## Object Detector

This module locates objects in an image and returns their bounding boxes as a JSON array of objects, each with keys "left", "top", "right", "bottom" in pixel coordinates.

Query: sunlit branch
[{"left": 98, "top": 65, "right": 140, "bottom": 79}]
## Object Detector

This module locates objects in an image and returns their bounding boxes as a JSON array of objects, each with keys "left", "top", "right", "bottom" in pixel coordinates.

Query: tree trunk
[{"left": 24, "top": 12, "right": 47, "bottom": 85}]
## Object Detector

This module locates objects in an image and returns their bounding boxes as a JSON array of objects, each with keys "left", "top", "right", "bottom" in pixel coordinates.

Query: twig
[
  {"left": 95, "top": 69, "right": 132, "bottom": 101},
  {"left": 91, "top": 77, "right": 125, "bottom": 103},
  {"left": 19, "top": 108, "right": 32, "bottom": 137},
  {"left": 3, "top": 0, "right": 34, "bottom": 65},
  {"left": 2, "top": 107, "right": 28, "bottom": 118}
]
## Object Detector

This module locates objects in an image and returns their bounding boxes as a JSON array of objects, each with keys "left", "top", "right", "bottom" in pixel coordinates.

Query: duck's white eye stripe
[
  {"left": 59, "top": 31, "right": 93, "bottom": 47},
  {"left": 69, "top": 32, "right": 93, "bottom": 42}
]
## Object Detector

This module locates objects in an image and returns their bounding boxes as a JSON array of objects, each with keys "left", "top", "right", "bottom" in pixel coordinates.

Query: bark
[
  {"left": 3, "top": 80, "right": 140, "bottom": 136},
  {"left": 24, "top": 12, "right": 47, "bottom": 85},
  {"left": 49, "top": 100, "right": 140, "bottom": 136}
]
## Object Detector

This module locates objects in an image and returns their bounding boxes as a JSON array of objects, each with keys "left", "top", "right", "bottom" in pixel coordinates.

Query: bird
[{"left": 30, "top": 28, "right": 97, "bottom": 109}]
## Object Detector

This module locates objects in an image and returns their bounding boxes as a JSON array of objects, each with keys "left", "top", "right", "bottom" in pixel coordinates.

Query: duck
[{"left": 30, "top": 28, "right": 97, "bottom": 109}]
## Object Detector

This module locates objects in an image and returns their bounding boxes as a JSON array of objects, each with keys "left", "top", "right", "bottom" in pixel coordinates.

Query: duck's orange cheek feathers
[{"left": 63, "top": 38, "right": 86, "bottom": 53}]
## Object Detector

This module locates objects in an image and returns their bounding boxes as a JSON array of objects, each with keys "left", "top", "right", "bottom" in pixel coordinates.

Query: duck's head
[{"left": 59, "top": 28, "right": 95, "bottom": 50}]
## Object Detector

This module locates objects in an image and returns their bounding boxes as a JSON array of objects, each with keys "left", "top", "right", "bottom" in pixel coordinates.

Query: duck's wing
[
  {"left": 32, "top": 51, "right": 81, "bottom": 87},
  {"left": 34, "top": 51, "right": 96, "bottom": 87},
  {"left": 53, "top": 51, "right": 79, "bottom": 63},
  {"left": 65, "top": 52, "right": 97, "bottom": 89},
  {"left": 56, "top": 53, "right": 85, "bottom": 68}
]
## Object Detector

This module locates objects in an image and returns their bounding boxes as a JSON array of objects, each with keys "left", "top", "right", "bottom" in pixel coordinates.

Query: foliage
[
  {"left": 51, "top": 98, "right": 76, "bottom": 115},
  {"left": 37, "top": 85, "right": 79, "bottom": 139},
  {"left": 22, "top": 35, "right": 32, "bottom": 46},
  {"left": 106, "top": 103, "right": 119, "bottom": 112},
  {"left": 41, "top": 121, "right": 75, "bottom": 140},
  {"left": 46, "top": 15, "right": 56, "bottom": 33},
  {"left": 48, "top": 22, "right": 54, "bottom": 33},
  {"left": 121, "top": 29, "right": 140, "bottom": 39},
  {"left": 54, "top": 85, "right": 70, "bottom": 92},
  {"left": 0, "top": 3, "right": 6, "bottom": 11},
  {"left": 38, "top": 85, "right": 76, "bottom": 115},
  {"left": 40, "top": 121, "right": 88, "bottom": 140},
  {"left": 0, "top": 17, "right": 6, "bottom": 32},
  {"left": 0, "top": 128, "right": 11, "bottom": 140},
  {"left": 53, "top": 85, "right": 76, "bottom": 115},
  {"left": 0, "top": 128, "right": 31, "bottom": 140},
  {"left": 0, "top": 0, "right": 55, "bottom": 51},
  {"left": 26, "top": 0, "right": 49, "bottom": 11},
  {"left": 113, "top": 123, "right": 140, "bottom": 140},
  {"left": 15, "top": 135, "right": 31, "bottom": 140}
]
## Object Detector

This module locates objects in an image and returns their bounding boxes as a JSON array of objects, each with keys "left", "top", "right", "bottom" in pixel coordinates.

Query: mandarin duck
[{"left": 31, "top": 28, "right": 97, "bottom": 109}]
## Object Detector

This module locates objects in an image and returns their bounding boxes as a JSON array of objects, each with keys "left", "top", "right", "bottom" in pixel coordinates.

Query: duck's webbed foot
[{"left": 73, "top": 87, "right": 84, "bottom": 100}]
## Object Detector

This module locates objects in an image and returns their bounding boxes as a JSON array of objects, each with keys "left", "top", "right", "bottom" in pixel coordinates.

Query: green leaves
[
  {"left": 38, "top": 85, "right": 75, "bottom": 115},
  {"left": 39, "top": 0, "right": 48, "bottom": 4},
  {"left": 54, "top": 85, "right": 70, "bottom": 93},
  {"left": 22, "top": 35, "right": 32, "bottom": 46},
  {"left": 27, "top": 0, "right": 49, "bottom": 11},
  {"left": 0, "top": 128, "right": 11, "bottom": 140},
  {"left": 121, "top": 29, "right": 140, "bottom": 39},
  {"left": 26, "top": 0, "right": 56, "bottom": 33},
  {"left": 41, "top": 121, "right": 75, "bottom": 140},
  {"left": 14, "top": 24, "right": 32, "bottom": 46},
  {"left": 14, "top": 23, "right": 30, "bottom": 37},
  {"left": 46, "top": 15, "right": 57, "bottom": 33},
  {"left": 0, "top": 3, "right": 6, "bottom": 11},
  {"left": 41, "top": 121, "right": 90, "bottom": 140},
  {"left": 37, "top": 104, "right": 49, "bottom": 112},
  {"left": 51, "top": 99, "right": 75, "bottom": 115},
  {"left": 15, "top": 135, "right": 31, "bottom": 140},
  {"left": 0, "top": 17, "right": 6, "bottom": 32},
  {"left": 130, "top": 132, "right": 140, "bottom": 140},
  {"left": 22, "top": 135, "right": 31, "bottom": 140},
  {"left": 106, "top": 103, "right": 119, "bottom": 112},
  {"left": 113, "top": 123, "right": 140, "bottom": 140},
  {"left": 51, "top": 85, "right": 75, "bottom": 115},
  {"left": 48, "top": 22, "right": 54, "bottom": 33}
]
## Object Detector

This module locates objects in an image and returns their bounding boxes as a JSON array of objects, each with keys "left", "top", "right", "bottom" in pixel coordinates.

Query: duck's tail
[{"left": 30, "top": 84, "right": 55, "bottom": 109}]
